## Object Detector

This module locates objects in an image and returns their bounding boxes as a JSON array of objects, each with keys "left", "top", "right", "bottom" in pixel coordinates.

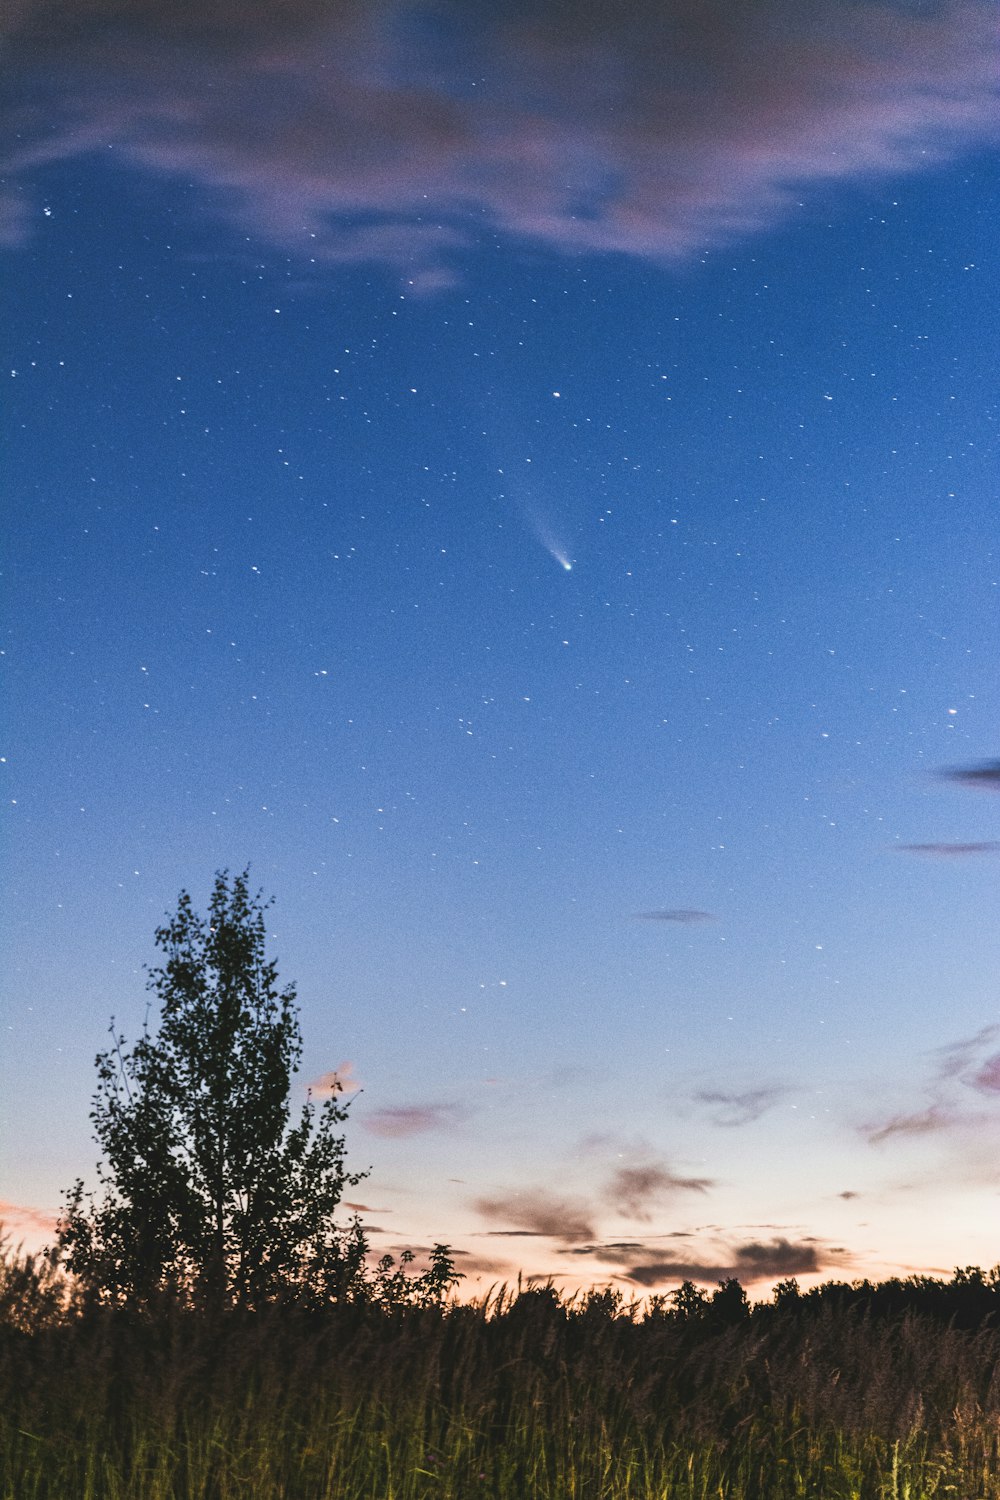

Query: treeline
[
  {"left": 651, "top": 1261, "right": 1000, "bottom": 1331},
  {"left": 6, "top": 1224, "right": 1000, "bottom": 1335}
]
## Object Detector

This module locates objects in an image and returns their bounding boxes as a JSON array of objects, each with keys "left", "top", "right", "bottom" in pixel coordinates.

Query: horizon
[{"left": 3, "top": 0, "right": 1000, "bottom": 1301}]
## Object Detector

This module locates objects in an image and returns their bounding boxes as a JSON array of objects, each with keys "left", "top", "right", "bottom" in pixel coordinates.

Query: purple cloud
[
  {"left": 862, "top": 1028, "right": 1000, "bottom": 1147},
  {"left": 971, "top": 1053, "right": 1000, "bottom": 1094},
  {"left": 606, "top": 1163, "right": 713, "bottom": 1220},
  {"left": 473, "top": 1189, "right": 596, "bottom": 1243},
  {"left": 862, "top": 1104, "right": 956, "bottom": 1145},
  {"left": 610, "top": 1235, "right": 829, "bottom": 1287},
  {"left": 362, "top": 1103, "right": 465, "bottom": 1138},
  {"left": 4, "top": 2, "right": 999, "bottom": 269}
]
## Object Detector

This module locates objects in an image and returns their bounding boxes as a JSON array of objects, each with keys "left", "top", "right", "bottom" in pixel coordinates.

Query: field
[{"left": 3, "top": 1255, "right": 1000, "bottom": 1499}]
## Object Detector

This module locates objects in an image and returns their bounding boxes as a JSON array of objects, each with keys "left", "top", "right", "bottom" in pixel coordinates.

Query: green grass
[
  {"left": 5, "top": 1402, "right": 1000, "bottom": 1499},
  {"left": 3, "top": 1271, "right": 1000, "bottom": 1498}
]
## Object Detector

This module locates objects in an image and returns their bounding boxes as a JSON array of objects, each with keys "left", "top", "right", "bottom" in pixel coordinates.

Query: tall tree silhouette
[{"left": 58, "top": 871, "right": 370, "bottom": 1309}]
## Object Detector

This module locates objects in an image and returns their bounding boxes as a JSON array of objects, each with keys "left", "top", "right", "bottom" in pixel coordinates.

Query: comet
[
  {"left": 531, "top": 522, "right": 573, "bottom": 572},
  {"left": 507, "top": 493, "right": 574, "bottom": 572}
]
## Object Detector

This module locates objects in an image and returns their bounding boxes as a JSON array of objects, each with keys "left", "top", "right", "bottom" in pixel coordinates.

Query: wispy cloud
[
  {"left": 605, "top": 1163, "right": 712, "bottom": 1220},
  {"left": 634, "top": 909, "right": 716, "bottom": 924},
  {"left": 309, "top": 1061, "right": 361, "bottom": 1097},
  {"left": 448, "top": 1250, "right": 515, "bottom": 1277},
  {"left": 971, "top": 1054, "right": 1000, "bottom": 1095},
  {"left": 473, "top": 1189, "right": 596, "bottom": 1243},
  {"left": 861, "top": 1025, "right": 1000, "bottom": 1147},
  {"left": 0, "top": 1200, "right": 57, "bottom": 1241},
  {"left": 4, "top": 2, "right": 998, "bottom": 270},
  {"left": 363, "top": 1103, "right": 465, "bottom": 1138},
  {"left": 862, "top": 1104, "right": 956, "bottom": 1145},
  {"left": 937, "top": 761, "right": 1000, "bottom": 791},
  {"left": 563, "top": 1240, "right": 651, "bottom": 1257},
  {"left": 932, "top": 1024, "right": 1000, "bottom": 1080},
  {"left": 895, "top": 841, "right": 1000, "bottom": 856},
  {"left": 694, "top": 1086, "right": 790, "bottom": 1127}
]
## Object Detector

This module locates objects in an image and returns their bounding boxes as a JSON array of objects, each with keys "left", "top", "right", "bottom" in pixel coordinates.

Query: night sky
[{"left": 3, "top": 0, "right": 1000, "bottom": 1296}]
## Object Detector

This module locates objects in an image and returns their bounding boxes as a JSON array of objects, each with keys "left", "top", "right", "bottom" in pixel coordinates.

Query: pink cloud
[
  {"left": 4, "top": 2, "right": 998, "bottom": 268},
  {"left": 862, "top": 1104, "right": 956, "bottom": 1145},
  {"left": 363, "top": 1103, "right": 465, "bottom": 1138},
  {"left": 0, "top": 1199, "right": 58, "bottom": 1242},
  {"left": 309, "top": 1061, "right": 361, "bottom": 1097},
  {"left": 971, "top": 1053, "right": 1000, "bottom": 1094}
]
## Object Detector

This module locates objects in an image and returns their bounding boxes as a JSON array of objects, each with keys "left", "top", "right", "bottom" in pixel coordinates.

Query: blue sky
[{"left": 2, "top": 0, "right": 999, "bottom": 1295}]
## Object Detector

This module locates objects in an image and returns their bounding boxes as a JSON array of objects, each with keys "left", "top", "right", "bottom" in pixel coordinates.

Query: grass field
[{"left": 3, "top": 1251, "right": 1000, "bottom": 1499}]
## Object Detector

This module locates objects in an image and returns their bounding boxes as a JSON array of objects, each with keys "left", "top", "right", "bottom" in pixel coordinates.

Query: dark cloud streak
[
  {"left": 937, "top": 761, "right": 1000, "bottom": 791},
  {"left": 694, "top": 1086, "right": 790, "bottom": 1126},
  {"left": 896, "top": 842, "right": 1000, "bottom": 856},
  {"left": 635, "top": 909, "right": 716, "bottom": 924}
]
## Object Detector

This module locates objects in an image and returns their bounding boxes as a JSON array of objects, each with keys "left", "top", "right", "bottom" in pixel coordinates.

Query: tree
[
  {"left": 57, "top": 870, "right": 459, "bottom": 1311},
  {"left": 709, "top": 1276, "right": 749, "bottom": 1326},
  {"left": 671, "top": 1279, "right": 709, "bottom": 1320}
]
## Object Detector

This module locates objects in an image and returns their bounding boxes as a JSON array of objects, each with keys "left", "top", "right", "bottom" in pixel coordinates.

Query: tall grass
[{"left": 3, "top": 1254, "right": 1000, "bottom": 1498}]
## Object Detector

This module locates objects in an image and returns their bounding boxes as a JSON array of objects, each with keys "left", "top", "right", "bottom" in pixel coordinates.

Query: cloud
[
  {"left": 309, "top": 1061, "right": 361, "bottom": 1097},
  {"left": 694, "top": 1086, "right": 790, "bottom": 1126},
  {"left": 937, "top": 761, "right": 1000, "bottom": 791},
  {"left": 4, "top": 1, "right": 999, "bottom": 269},
  {"left": 563, "top": 1240, "right": 651, "bottom": 1257},
  {"left": 635, "top": 909, "right": 716, "bottom": 924},
  {"left": 971, "top": 1053, "right": 1000, "bottom": 1094},
  {"left": 473, "top": 1189, "right": 596, "bottom": 1243},
  {"left": 935, "top": 1023, "right": 1000, "bottom": 1070},
  {"left": 896, "top": 842, "right": 1000, "bottom": 856},
  {"left": 0, "top": 1200, "right": 58, "bottom": 1241},
  {"left": 932, "top": 1024, "right": 1000, "bottom": 1082},
  {"left": 610, "top": 1235, "right": 830, "bottom": 1287},
  {"left": 605, "top": 1163, "right": 712, "bottom": 1220},
  {"left": 447, "top": 1250, "right": 514, "bottom": 1277},
  {"left": 862, "top": 1104, "right": 956, "bottom": 1145},
  {"left": 362, "top": 1103, "right": 465, "bottom": 1138},
  {"left": 860, "top": 1026, "right": 1000, "bottom": 1151}
]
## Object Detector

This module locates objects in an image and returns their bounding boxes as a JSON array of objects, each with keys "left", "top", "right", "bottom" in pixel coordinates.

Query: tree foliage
[{"left": 57, "top": 871, "right": 460, "bottom": 1311}]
